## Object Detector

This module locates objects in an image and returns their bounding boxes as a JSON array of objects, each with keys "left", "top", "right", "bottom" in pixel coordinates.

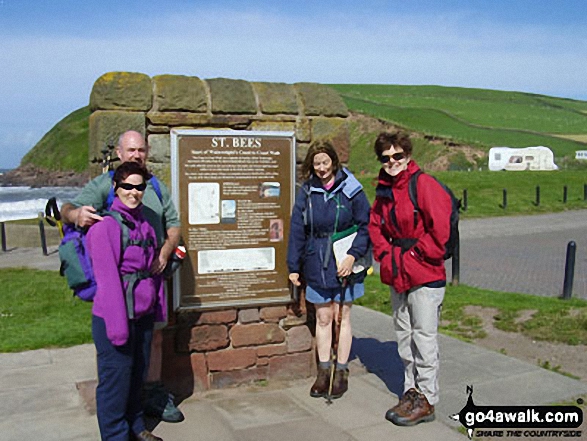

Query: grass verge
[
  {"left": 357, "top": 277, "right": 587, "bottom": 345},
  {"left": 2, "top": 268, "right": 587, "bottom": 352},
  {"left": 0, "top": 268, "right": 92, "bottom": 352}
]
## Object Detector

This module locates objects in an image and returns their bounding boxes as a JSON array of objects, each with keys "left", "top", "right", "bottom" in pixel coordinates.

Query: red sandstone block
[
  {"left": 210, "top": 366, "right": 269, "bottom": 389},
  {"left": 268, "top": 352, "right": 313, "bottom": 380},
  {"left": 260, "top": 306, "right": 288, "bottom": 323},
  {"left": 207, "top": 347, "right": 257, "bottom": 372},
  {"left": 238, "top": 308, "right": 260, "bottom": 324},
  {"left": 230, "top": 323, "right": 286, "bottom": 348},
  {"left": 189, "top": 324, "right": 229, "bottom": 352},
  {"left": 195, "top": 310, "right": 238, "bottom": 325},
  {"left": 190, "top": 352, "right": 210, "bottom": 391},
  {"left": 256, "top": 344, "right": 288, "bottom": 357},
  {"left": 286, "top": 325, "right": 313, "bottom": 353}
]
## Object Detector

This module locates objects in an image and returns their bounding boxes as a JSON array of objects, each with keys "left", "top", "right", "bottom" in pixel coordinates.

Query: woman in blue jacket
[{"left": 287, "top": 141, "right": 370, "bottom": 399}]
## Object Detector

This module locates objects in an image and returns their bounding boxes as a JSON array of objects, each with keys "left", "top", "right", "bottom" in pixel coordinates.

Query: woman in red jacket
[{"left": 368, "top": 132, "right": 451, "bottom": 427}]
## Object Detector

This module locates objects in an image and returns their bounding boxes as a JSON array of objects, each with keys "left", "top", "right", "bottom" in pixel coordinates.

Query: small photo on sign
[
  {"left": 259, "top": 182, "right": 280, "bottom": 198},
  {"left": 221, "top": 200, "right": 236, "bottom": 223},
  {"left": 269, "top": 218, "right": 283, "bottom": 242}
]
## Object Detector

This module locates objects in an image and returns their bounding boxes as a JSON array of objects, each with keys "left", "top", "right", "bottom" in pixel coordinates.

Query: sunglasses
[
  {"left": 116, "top": 182, "right": 147, "bottom": 192},
  {"left": 378, "top": 152, "right": 406, "bottom": 163}
]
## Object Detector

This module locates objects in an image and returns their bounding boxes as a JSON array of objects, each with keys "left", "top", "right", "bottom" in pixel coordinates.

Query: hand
[
  {"left": 76, "top": 206, "right": 103, "bottom": 227},
  {"left": 289, "top": 273, "right": 301, "bottom": 286},
  {"left": 150, "top": 251, "right": 168, "bottom": 275},
  {"left": 337, "top": 254, "right": 355, "bottom": 278}
]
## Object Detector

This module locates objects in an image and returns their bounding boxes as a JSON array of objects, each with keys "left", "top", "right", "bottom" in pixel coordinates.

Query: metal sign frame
[{"left": 170, "top": 129, "right": 296, "bottom": 311}]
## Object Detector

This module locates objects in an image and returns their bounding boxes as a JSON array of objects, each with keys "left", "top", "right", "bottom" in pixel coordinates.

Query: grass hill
[
  {"left": 331, "top": 84, "right": 587, "bottom": 171},
  {"left": 16, "top": 85, "right": 587, "bottom": 176},
  {"left": 21, "top": 106, "right": 90, "bottom": 173}
]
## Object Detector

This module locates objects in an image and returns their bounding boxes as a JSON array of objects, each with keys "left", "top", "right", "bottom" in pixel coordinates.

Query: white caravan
[{"left": 488, "top": 146, "right": 558, "bottom": 171}]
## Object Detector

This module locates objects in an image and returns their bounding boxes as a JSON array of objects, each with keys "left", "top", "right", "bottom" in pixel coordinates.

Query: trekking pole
[{"left": 326, "top": 277, "right": 347, "bottom": 405}]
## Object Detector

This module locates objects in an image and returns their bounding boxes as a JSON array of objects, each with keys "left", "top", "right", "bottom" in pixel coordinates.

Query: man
[{"left": 61, "top": 130, "right": 184, "bottom": 424}]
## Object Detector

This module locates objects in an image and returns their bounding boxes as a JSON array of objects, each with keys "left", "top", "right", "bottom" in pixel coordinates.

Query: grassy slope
[
  {"left": 331, "top": 84, "right": 587, "bottom": 158},
  {"left": 19, "top": 85, "right": 587, "bottom": 174},
  {"left": 21, "top": 106, "right": 90, "bottom": 172}
]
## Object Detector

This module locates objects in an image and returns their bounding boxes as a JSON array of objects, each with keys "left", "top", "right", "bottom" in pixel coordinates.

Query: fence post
[
  {"left": 38, "top": 212, "right": 48, "bottom": 256},
  {"left": 535, "top": 185, "right": 540, "bottom": 206},
  {"left": 584, "top": 184, "right": 587, "bottom": 201},
  {"left": 1, "top": 222, "right": 6, "bottom": 252},
  {"left": 451, "top": 233, "right": 460, "bottom": 286},
  {"left": 502, "top": 189, "right": 507, "bottom": 209},
  {"left": 462, "top": 189, "right": 468, "bottom": 211},
  {"left": 562, "top": 241, "right": 576, "bottom": 300},
  {"left": 563, "top": 185, "right": 568, "bottom": 204}
]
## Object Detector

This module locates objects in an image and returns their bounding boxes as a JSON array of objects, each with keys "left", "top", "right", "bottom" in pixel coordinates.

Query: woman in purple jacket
[{"left": 87, "top": 162, "right": 166, "bottom": 441}]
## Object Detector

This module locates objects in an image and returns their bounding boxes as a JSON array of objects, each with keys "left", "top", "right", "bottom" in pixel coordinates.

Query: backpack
[
  {"left": 58, "top": 212, "right": 154, "bottom": 318},
  {"left": 408, "top": 170, "right": 461, "bottom": 260}
]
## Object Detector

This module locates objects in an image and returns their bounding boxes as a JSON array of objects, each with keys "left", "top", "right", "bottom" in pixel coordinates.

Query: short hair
[
  {"left": 112, "top": 162, "right": 151, "bottom": 187},
  {"left": 116, "top": 130, "right": 148, "bottom": 150},
  {"left": 301, "top": 141, "right": 341, "bottom": 180},
  {"left": 374, "top": 132, "right": 413, "bottom": 158}
]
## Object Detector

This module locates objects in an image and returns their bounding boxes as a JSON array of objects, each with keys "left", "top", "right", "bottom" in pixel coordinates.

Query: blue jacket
[{"left": 287, "top": 168, "right": 371, "bottom": 290}]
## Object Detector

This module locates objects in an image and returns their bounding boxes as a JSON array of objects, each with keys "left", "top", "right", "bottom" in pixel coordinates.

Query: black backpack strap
[
  {"left": 122, "top": 271, "right": 151, "bottom": 319},
  {"left": 408, "top": 170, "right": 423, "bottom": 229}
]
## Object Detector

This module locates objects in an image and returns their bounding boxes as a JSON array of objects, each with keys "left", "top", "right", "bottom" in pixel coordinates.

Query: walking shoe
[
  {"left": 330, "top": 368, "right": 349, "bottom": 399},
  {"left": 391, "top": 392, "right": 435, "bottom": 426},
  {"left": 385, "top": 388, "right": 419, "bottom": 422},
  {"left": 143, "top": 382, "right": 185, "bottom": 423},
  {"left": 310, "top": 366, "right": 330, "bottom": 398},
  {"left": 131, "top": 430, "right": 163, "bottom": 441}
]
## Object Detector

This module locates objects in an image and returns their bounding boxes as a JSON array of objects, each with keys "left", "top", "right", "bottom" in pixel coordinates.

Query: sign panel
[{"left": 170, "top": 130, "right": 295, "bottom": 311}]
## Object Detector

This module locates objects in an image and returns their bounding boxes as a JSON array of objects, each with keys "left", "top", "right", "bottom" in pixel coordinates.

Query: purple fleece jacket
[{"left": 87, "top": 198, "right": 166, "bottom": 346}]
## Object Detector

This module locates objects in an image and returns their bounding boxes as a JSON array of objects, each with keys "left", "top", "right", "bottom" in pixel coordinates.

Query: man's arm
[
  {"left": 61, "top": 203, "right": 104, "bottom": 227},
  {"left": 151, "top": 226, "right": 181, "bottom": 274},
  {"left": 61, "top": 174, "right": 110, "bottom": 227}
]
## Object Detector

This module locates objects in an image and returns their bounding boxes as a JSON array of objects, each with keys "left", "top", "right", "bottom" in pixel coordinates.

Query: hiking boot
[
  {"left": 143, "top": 382, "right": 185, "bottom": 423},
  {"left": 310, "top": 366, "right": 330, "bottom": 398},
  {"left": 131, "top": 430, "right": 163, "bottom": 441},
  {"left": 385, "top": 388, "right": 419, "bottom": 422},
  {"left": 391, "top": 391, "right": 435, "bottom": 426},
  {"left": 330, "top": 368, "right": 349, "bottom": 399}
]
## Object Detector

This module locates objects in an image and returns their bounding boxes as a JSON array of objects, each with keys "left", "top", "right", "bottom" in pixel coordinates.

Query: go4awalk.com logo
[{"left": 450, "top": 386, "right": 584, "bottom": 439}]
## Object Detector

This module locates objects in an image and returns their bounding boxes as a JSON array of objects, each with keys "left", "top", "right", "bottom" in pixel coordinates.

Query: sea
[{"left": 0, "top": 170, "right": 82, "bottom": 222}]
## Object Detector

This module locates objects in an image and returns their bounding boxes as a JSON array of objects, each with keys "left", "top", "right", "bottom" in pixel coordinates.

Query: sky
[{"left": 1, "top": 0, "right": 586, "bottom": 169}]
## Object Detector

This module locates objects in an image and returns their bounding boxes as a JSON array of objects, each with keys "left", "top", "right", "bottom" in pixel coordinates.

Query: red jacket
[{"left": 368, "top": 161, "right": 451, "bottom": 293}]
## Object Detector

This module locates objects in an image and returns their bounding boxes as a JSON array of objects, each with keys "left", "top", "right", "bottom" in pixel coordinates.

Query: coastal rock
[{"left": 0, "top": 164, "right": 89, "bottom": 187}]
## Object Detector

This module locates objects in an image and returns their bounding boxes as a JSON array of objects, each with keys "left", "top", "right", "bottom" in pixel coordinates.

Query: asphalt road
[{"left": 452, "top": 210, "right": 587, "bottom": 299}]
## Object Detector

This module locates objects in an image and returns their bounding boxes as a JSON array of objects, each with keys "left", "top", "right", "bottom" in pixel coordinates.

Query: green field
[
  {"left": 355, "top": 170, "right": 587, "bottom": 218},
  {"left": 331, "top": 84, "right": 587, "bottom": 158}
]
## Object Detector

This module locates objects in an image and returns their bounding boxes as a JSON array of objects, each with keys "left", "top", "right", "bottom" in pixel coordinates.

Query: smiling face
[
  {"left": 313, "top": 152, "right": 334, "bottom": 185},
  {"left": 380, "top": 145, "right": 410, "bottom": 177},
  {"left": 115, "top": 173, "right": 146, "bottom": 209}
]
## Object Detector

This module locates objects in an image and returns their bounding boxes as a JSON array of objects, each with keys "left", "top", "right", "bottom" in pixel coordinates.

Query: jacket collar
[
  {"left": 376, "top": 160, "right": 421, "bottom": 189},
  {"left": 308, "top": 168, "right": 363, "bottom": 200},
  {"left": 111, "top": 197, "right": 144, "bottom": 222}
]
